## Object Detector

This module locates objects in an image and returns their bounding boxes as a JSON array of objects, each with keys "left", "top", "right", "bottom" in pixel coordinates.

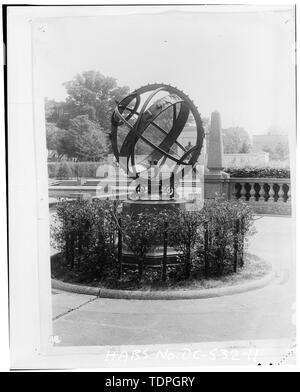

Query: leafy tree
[
  {"left": 45, "top": 71, "right": 130, "bottom": 160},
  {"left": 239, "top": 141, "right": 251, "bottom": 153},
  {"left": 262, "top": 142, "right": 289, "bottom": 161},
  {"left": 45, "top": 98, "right": 60, "bottom": 123},
  {"left": 73, "top": 128, "right": 108, "bottom": 161},
  {"left": 62, "top": 70, "right": 130, "bottom": 132},
  {"left": 46, "top": 122, "right": 66, "bottom": 159},
  {"left": 222, "top": 127, "right": 252, "bottom": 154},
  {"left": 56, "top": 115, "right": 108, "bottom": 161},
  {"left": 274, "top": 142, "right": 289, "bottom": 161},
  {"left": 46, "top": 122, "right": 61, "bottom": 151},
  {"left": 44, "top": 98, "right": 70, "bottom": 130}
]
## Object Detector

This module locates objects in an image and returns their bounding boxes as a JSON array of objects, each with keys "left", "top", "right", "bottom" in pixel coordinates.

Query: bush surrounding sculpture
[{"left": 51, "top": 199, "right": 254, "bottom": 288}]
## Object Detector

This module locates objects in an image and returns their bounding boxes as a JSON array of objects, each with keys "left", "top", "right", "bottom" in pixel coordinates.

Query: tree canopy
[
  {"left": 62, "top": 71, "right": 130, "bottom": 131},
  {"left": 262, "top": 142, "right": 289, "bottom": 161},
  {"left": 53, "top": 115, "right": 109, "bottom": 161},
  {"left": 45, "top": 71, "right": 130, "bottom": 161}
]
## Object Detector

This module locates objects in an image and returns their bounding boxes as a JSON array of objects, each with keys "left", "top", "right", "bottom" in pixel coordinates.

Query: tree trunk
[{"left": 138, "top": 256, "right": 144, "bottom": 282}]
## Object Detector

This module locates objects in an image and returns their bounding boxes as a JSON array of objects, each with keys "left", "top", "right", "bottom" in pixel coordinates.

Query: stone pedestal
[
  {"left": 204, "top": 110, "right": 230, "bottom": 198},
  {"left": 121, "top": 200, "right": 186, "bottom": 266},
  {"left": 122, "top": 199, "right": 186, "bottom": 215},
  {"left": 204, "top": 174, "right": 231, "bottom": 199}
]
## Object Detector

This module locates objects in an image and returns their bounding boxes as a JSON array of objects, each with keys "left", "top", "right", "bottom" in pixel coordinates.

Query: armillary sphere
[{"left": 111, "top": 83, "right": 205, "bottom": 181}]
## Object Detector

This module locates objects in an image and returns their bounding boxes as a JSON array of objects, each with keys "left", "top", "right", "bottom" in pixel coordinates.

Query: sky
[{"left": 32, "top": 5, "right": 296, "bottom": 136}]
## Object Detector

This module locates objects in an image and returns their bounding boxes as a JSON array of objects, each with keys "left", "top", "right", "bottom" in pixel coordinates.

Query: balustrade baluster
[
  {"left": 256, "top": 183, "right": 262, "bottom": 202},
  {"left": 249, "top": 182, "right": 256, "bottom": 202},
  {"left": 233, "top": 182, "right": 239, "bottom": 200},
  {"left": 269, "top": 183, "right": 275, "bottom": 202},
  {"left": 225, "top": 178, "right": 291, "bottom": 214},
  {"left": 240, "top": 183, "right": 246, "bottom": 201},
  {"left": 278, "top": 183, "right": 285, "bottom": 203}
]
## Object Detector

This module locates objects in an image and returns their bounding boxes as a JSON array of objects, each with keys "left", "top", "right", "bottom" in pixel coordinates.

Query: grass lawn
[{"left": 51, "top": 252, "right": 271, "bottom": 292}]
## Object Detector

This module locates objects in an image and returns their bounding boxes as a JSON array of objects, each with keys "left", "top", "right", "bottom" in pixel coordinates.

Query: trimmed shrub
[
  {"left": 168, "top": 210, "right": 203, "bottom": 280},
  {"left": 166, "top": 200, "right": 254, "bottom": 281},
  {"left": 121, "top": 209, "right": 167, "bottom": 282},
  {"left": 51, "top": 199, "right": 120, "bottom": 279},
  {"left": 198, "top": 199, "right": 254, "bottom": 276},
  {"left": 224, "top": 166, "right": 290, "bottom": 178}
]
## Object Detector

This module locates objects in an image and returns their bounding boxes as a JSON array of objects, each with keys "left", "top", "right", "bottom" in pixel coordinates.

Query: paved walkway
[{"left": 52, "top": 216, "right": 296, "bottom": 347}]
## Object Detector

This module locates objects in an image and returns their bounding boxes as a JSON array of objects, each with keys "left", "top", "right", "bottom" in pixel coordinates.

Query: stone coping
[{"left": 52, "top": 269, "right": 275, "bottom": 300}]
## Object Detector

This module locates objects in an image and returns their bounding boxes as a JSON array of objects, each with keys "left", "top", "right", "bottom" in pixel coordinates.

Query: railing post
[
  {"left": 118, "top": 218, "right": 123, "bottom": 279},
  {"left": 233, "top": 219, "right": 239, "bottom": 273},
  {"left": 240, "top": 217, "right": 244, "bottom": 267},
  {"left": 204, "top": 221, "right": 209, "bottom": 278},
  {"left": 162, "top": 221, "right": 168, "bottom": 282}
]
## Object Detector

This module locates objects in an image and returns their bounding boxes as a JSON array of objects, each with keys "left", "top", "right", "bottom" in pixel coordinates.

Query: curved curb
[
  {"left": 52, "top": 270, "right": 276, "bottom": 300},
  {"left": 52, "top": 279, "right": 100, "bottom": 296}
]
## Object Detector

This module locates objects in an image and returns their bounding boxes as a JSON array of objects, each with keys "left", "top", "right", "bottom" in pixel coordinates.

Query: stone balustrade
[
  {"left": 229, "top": 177, "right": 291, "bottom": 215},
  {"left": 49, "top": 176, "right": 292, "bottom": 215}
]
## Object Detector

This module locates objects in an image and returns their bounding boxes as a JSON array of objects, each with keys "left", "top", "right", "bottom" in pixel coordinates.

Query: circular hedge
[{"left": 51, "top": 198, "right": 255, "bottom": 289}]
